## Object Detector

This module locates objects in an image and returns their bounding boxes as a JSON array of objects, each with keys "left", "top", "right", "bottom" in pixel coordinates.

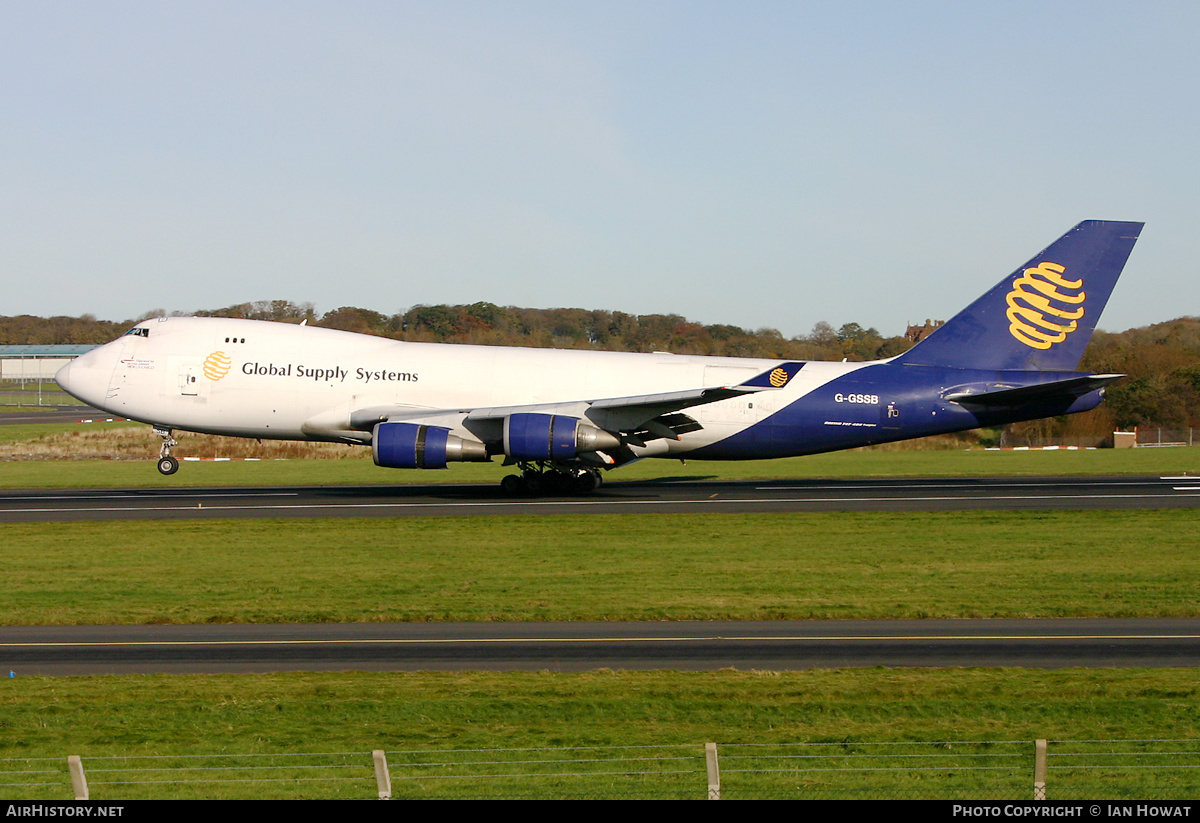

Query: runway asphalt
[
  {"left": 2, "top": 474, "right": 1199, "bottom": 521},
  {"left": 5, "top": 619, "right": 1199, "bottom": 675},
  {"left": 0, "top": 405, "right": 108, "bottom": 424}
]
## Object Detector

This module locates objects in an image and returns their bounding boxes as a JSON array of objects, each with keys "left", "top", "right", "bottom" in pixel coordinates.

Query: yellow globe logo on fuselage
[{"left": 203, "top": 351, "right": 232, "bottom": 381}]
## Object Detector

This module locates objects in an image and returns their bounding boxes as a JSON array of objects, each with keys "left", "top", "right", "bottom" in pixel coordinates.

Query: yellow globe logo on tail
[
  {"left": 1005, "top": 262, "right": 1086, "bottom": 350},
  {"left": 768, "top": 368, "right": 789, "bottom": 388},
  {"left": 203, "top": 351, "right": 233, "bottom": 381}
]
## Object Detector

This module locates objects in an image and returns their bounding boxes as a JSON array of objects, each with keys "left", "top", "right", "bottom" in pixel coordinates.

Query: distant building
[
  {"left": 905, "top": 319, "right": 944, "bottom": 344},
  {"left": 0, "top": 344, "right": 95, "bottom": 382}
]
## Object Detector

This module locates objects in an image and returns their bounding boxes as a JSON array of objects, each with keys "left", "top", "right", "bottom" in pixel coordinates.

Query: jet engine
[
  {"left": 372, "top": 421, "right": 489, "bottom": 469},
  {"left": 502, "top": 413, "right": 620, "bottom": 461}
]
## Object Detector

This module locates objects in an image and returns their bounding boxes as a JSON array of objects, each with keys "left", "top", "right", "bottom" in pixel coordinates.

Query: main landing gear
[
  {"left": 154, "top": 427, "right": 179, "bottom": 475},
  {"left": 501, "top": 464, "right": 604, "bottom": 496}
]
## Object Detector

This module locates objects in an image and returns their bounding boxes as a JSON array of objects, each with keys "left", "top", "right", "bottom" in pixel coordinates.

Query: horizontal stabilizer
[{"left": 945, "top": 374, "right": 1124, "bottom": 406}]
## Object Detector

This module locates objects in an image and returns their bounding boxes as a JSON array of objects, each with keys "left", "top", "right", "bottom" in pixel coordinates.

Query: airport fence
[
  {"left": 0, "top": 379, "right": 83, "bottom": 407},
  {"left": 4, "top": 738, "right": 1199, "bottom": 800},
  {"left": 997, "top": 427, "right": 1198, "bottom": 449},
  {"left": 1133, "top": 428, "right": 1197, "bottom": 448},
  {"left": 996, "top": 433, "right": 1109, "bottom": 449}
]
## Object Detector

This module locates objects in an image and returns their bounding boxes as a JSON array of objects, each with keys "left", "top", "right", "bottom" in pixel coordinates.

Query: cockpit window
[{"left": 124, "top": 327, "right": 149, "bottom": 337}]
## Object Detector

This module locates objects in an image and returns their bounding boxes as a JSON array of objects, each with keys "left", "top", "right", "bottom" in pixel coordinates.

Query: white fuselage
[{"left": 57, "top": 316, "right": 866, "bottom": 460}]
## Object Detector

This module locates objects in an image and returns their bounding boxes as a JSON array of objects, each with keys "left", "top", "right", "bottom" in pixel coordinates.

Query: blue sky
[{"left": 2, "top": 1, "right": 1196, "bottom": 338}]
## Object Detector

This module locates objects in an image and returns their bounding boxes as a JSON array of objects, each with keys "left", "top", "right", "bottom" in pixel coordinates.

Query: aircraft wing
[
  {"left": 346, "top": 361, "right": 805, "bottom": 447},
  {"left": 944, "top": 374, "right": 1124, "bottom": 406}
]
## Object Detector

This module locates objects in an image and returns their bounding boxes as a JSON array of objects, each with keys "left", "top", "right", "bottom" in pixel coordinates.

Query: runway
[
  {"left": 5, "top": 472, "right": 1197, "bottom": 676},
  {"left": 0, "top": 405, "right": 111, "bottom": 425},
  {"left": 3, "top": 619, "right": 1198, "bottom": 675},
  {"left": 3, "top": 474, "right": 1199, "bottom": 522}
]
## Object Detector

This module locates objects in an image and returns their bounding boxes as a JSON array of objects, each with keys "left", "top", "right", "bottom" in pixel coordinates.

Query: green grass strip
[
  {"left": 5, "top": 510, "right": 1198, "bottom": 624},
  {"left": 2, "top": 668, "right": 1199, "bottom": 799}
]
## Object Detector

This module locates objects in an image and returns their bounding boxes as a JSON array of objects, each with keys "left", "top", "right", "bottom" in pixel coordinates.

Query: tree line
[{"left": 3, "top": 301, "right": 1197, "bottom": 432}]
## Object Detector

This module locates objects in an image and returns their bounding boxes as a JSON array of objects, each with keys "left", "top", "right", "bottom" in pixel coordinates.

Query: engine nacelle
[
  {"left": 503, "top": 413, "right": 620, "bottom": 461},
  {"left": 372, "top": 422, "right": 489, "bottom": 469}
]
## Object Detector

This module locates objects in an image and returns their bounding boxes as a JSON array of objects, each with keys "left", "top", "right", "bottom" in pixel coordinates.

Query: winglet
[{"left": 736, "top": 362, "right": 805, "bottom": 390}]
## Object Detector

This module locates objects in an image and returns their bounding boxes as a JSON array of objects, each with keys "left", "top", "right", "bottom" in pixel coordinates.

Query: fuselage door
[
  {"left": 881, "top": 399, "right": 901, "bottom": 431},
  {"left": 179, "top": 364, "right": 200, "bottom": 396}
]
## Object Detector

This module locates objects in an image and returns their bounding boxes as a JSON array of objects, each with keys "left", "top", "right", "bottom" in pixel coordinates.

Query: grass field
[
  {"left": 2, "top": 422, "right": 1198, "bottom": 799},
  {"left": 4, "top": 510, "right": 1199, "bottom": 624},
  {"left": 3, "top": 668, "right": 1198, "bottom": 799}
]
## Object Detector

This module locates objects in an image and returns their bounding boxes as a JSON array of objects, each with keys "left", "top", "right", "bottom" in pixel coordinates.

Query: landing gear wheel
[
  {"left": 574, "top": 471, "right": 601, "bottom": 494},
  {"left": 154, "top": 426, "right": 180, "bottom": 475},
  {"left": 501, "top": 462, "right": 605, "bottom": 496}
]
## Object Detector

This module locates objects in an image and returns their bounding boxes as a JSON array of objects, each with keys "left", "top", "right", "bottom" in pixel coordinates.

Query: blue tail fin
[{"left": 895, "top": 220, "right": 1143, "bottom": 371}]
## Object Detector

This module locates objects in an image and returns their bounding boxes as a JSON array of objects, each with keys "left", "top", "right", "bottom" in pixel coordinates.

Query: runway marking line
[
  {"left": 4, "top": 633, "right": 1199, "bottom": 648},
  {"left": 5, "top": 491, "right": 1200, "bottom": 515},
  {"left": 760, "top": 481, "right": 1182, "bottom": 490},
  {"left": 0, "top": 492, "right": 299, "bottom": 501}
]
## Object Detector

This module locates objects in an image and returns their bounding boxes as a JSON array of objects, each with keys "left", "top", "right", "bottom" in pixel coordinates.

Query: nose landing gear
[{"left": 154, "top": 427, "right": 179, "bottom": 475}]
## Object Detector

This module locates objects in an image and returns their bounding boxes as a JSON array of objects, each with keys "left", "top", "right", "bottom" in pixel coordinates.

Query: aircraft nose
[
  {"left": 55, "top": 350, "right": 113, "bottom": 408},
  {"left": 54, "top": 360, "right": 71, "bottom": 391}
]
